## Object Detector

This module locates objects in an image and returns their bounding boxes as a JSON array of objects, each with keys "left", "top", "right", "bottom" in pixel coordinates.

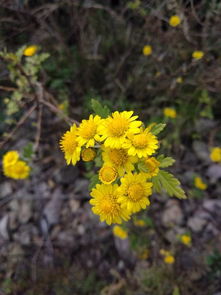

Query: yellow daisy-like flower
[
  {"left": 113, "top": 225, "right": 128, "bottom": 239},
  {"left": 98, "top": 111, "right": 142, "bottom": 149},
  {"left": 23, "top": 45, "right": 38, "bottom": 57},
  {"left": 60, "top": 124, "right": 81, "bottom": 165},
  {"left": 3, "top": 151, "right": 19, "bottom": 167},
  {"left": 4, "top": 161, "right": 30, "bottom": 179},
  {"left": 180, "top": 234, "right": 191, "bottom": 246},
  {"left": 163, "top": 107, "right": 177, "bottom": 118},
  {"left": 118, "top": 173, "right": 152, "bottom": 213},
  {"left": 123, "top": 127, "right": 159, "bottom": 158},
  {"left": 169, "top": 15, "right": 181, "bottom": 27},
  {"left": 102, "top": 147, "right": 137, "bottom": 176},
  {"left": 192, "top": 51, "right": 204, "bottom": 60},
  {"left": 210, "top": 147, "right": 221, "bottom": 163},
  {"left": 99, "top": 166, "right": 118, "bottom": 184},
  {"left": 142, "top": 45, "right": 152, "bottom": 56},
  {"left": 77, "top": 115, "right": 102, "bottom": 147},
  {"left": 81, "top": 148, "right": 96, "bottom": 162},
  {"left": 141, "top": 157, "right": 160, "bottom": 178},
  {"left": 194, "top": 176, "right": 207, "bottom": 190},
  {"left": 90, "top": 184, "right": 130, "bottom": 225}
]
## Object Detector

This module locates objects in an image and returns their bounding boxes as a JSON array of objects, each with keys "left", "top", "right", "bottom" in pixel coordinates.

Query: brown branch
[{"left": 34, "top": 104, "right": 43, "bottom": 152}]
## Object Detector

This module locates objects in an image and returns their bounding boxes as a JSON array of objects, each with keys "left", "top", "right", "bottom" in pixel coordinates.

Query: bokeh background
[{"left": 0, "top": 1, "right": 221, "bottom": 294}]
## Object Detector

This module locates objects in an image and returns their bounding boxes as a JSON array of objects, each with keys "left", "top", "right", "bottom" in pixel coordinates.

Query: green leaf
[
  {"left": 150, "top": 123, "right": 166, "bottom": 135},
  {"left": 137, "top": 161, "right": 148, "bottom": 173},
  {"left": 22, "top": 142, "right": 34, "bottom": 159},
  {"left": 152, "top": 170, "right": 187, "bottom": 199},
  {"left": 157, "top": 155, "right": 175, "bottom": 168},
  {"left": 88, "top": 174, "right": 100, "bottom": 191},
  {"left": 91, "top": 99, "right": 110, "bottom": 118}
]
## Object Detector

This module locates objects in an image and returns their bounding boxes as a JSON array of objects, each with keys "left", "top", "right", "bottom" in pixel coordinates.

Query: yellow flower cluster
[
  {"left": 60, "top": 111, "right": 162, "bottom": 225},
  {"left": 160, "top": 249, "right": 175, "bottom": 264},
  {"left": 163, "top": 107, "right": 177, "bottom": 118},
  {"left": 2, "top": 151, "right": 30, "bottom": 179},
  {"left": 210, "top": 147, "right": 221, "bottom": 163},
  {"left": 113, "top": 225, "right": 128, "bottom": 239}
]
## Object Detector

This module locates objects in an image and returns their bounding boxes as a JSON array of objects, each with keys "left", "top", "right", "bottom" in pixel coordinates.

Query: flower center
[
  {"left": 61, "top": 133, "right": 78, "bottom": 154},
  {"left": 128, "top": 183, "right": 145, "bottom": 201},
  {"left": 99, "top": 166, "right": 117, "bottom": 184},
  {"left": 81, "top": 148, "right": 96, "bottom": 162},
  {"left": 100, "top": 194, "right": 119, "bottom": 214},
  {"left": 109, "top": 149, "right": 128, "bottom": 166},
  {"left": 132, "top": 134, "right": 148, "bottom": 149},
  {"left": 79, "top": 122, "right": 97, "bottom": 139},
  {"left": 108, "top": 117, "right": 129, "bottom": 137}
]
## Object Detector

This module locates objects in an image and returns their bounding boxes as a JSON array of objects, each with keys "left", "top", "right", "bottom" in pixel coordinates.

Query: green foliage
[
  {"left": 152, "top": 170, "right": 186, "bottom": 199},
  {"left": 91, "top": 99, "right": 110, "bottom": 118},
  {"left": 150, "top": 123, "right": 166, "bottom": 136},
  {"left": 172, "top": 286, "right": 181, "bottom": 295},
  {"left": 206, "top": 250, "right": 221, "bottom": 278},
  {"left": 22, "top": 142, "right": 34, "bottom": 160},
  {"left": 157, "top": 155, "right": 175, "bottom": 168}
]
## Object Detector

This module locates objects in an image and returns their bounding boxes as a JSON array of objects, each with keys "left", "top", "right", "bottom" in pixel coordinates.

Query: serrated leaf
[
  {"left": 158, "top": 155, "right": 175, "bottom": 168},
  {"left": 91, "top": 99, "right": 110, "bottom": 118},
  {"left": 150, "top": 123, "right": 166, "bottom": 135},
  {"left": 152, "top": 170, "right": 186, "bottom": 199},
  {"left": 137, "top": 162, "right": 149, "bottom": 173}
]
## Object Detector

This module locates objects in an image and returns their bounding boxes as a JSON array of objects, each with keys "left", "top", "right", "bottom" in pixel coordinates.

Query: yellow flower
[
  {"left": 60, "top": 124, "right": 81, "bottom": 165},
  {"left": 123, "top": 127, "right": 159, "bottom": 158},
  {"left": 3, "top": 151, "right": 19, "bottom": 167},
  {"left": 81, "top": 148, "right": 96, "bottom": 162},
  {"left": 194, "top": 176, "right": 207, "bottom": 190},
  {"left": 163, "top": 107, "right": 177, "bottom": 118},
  {"left": 99, "top": 166, "right": 118, "bottom": 184},
  {"left": 140, "top": 157, "right": 160, "bottom": 178},
  {"left": 98, "top": 111, "right": 142, "bottom": 149},
  {"left": 164, "top": 255, "right": 175, "bottom": 264},
  {"left": 142, "top": 45, "right": 152, "bottom": 56},
  {"left": 4, "top": 161, "right": 30, "bottom": 179},
  {"left": 180, "top": 234, "right": 191, "bottom": 246},
  {"left": 113, "top": 225, "right": 128, "bottom": 239},
  {"left": 176, "top": 77, "right": 183, "bottom": 84},
  {"left": 118, "top": 173, "right": 152, "bottom": 213},
  {"left": 169, "top": 15, "right": 181, "bottom": 27},
  {"left": 133, "top": 219, "right": 145, "bottom": 227},
  {"left": 77, "top": 115, "right": 102, "bottom": 147},
  {"left": 90, "top": 184, "right": 130, "bottom": 225},
  {"left": 102, "top": 147, "right": 137, "bottom": 176},
  {"left": 192, "top": 51, "right": 204, "bottom": 60},
  {"left": 23, "top": 45, "right": 38, "bottom": 57},
  {"left": 210, "top": 147, "right": 221, "bottom": 163}
]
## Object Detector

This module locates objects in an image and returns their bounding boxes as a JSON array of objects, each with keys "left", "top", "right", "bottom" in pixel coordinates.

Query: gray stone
[
  {"left": 0, "top": 182, "right": 12, "bottom": 198},
  {"left": 162, "top": 200, "right": 183, "bottom": 226}
]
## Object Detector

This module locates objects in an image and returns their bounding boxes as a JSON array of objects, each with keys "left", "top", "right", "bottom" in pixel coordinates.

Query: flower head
[
  {"left": 90, "top": 184, "right": 130, "bottom": 225},
  {"left": 4, "top": 160, "right": 30, "bottom": 179},
  {"left": 118, "top": 173, "right": 152, "bottom": 213},
  {"left": 99, "top": 166, "right": 118, "bottom": 184},
  {"left": 81, "top": 148, "right": 96, "bottom": 162},
  {"left": 169, "top": 15, "right": 181, "bottom": 27},
  {"left": 60, "top": 124, "right": 81, "bottom": 165},
  {"left": 163, "top": 107, "right": 177, "bottom": 118},
  {"left": 176, "top": 77, "right": 183, "bottom": 84},
  {"left": 98, "top": 111, "right": 142, "bottom": 149},
  {"left": 141, "top": 157, "right": 160, "bottom": 178},
  {"left": 194, "top": 176, "right": 207, "bottom": 190},
  {"left": 113, "top": 225, "right": 128, "bottom": 239},
  {"left": 3, "top": 151, "right": 19, "bottom": 167},
  {"left": 180, "top": 234, "right": 191, "bottom": 246},
  {"left": 23, "top": 45, "right": 38, "bottom": 57},
  {"left": 77, "top": 115, "right": 102, "bottom": 147},
  {"left": 102, "top": 147, "right": 137, "bottom": 176},
  {"left": 123, "top": 127, "right": 159, "bottom": 158},
  {"left": 210, "top": 147, "right": 221, "bottom": 163},
  {"left": 143, "top": 45, "right": 152, "bottom": 56},
  {"left": 192, "top": 51, "right": 204, "bottom": 60},
  {"left": 164, "top": 255, "right": 175, "bottom": 264}
]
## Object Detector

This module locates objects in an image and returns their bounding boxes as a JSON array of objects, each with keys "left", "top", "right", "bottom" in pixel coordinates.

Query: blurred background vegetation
[{"left": 0, "top": 1, "right": 221, "bottom": 294}]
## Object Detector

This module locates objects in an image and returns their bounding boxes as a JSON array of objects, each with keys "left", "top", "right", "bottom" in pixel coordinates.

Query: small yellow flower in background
[
  {"left": 118, "top": 173, "right": 152, "bottom": 213},
  {"left": 138, "top": 249, "right": 149, "bottom": 260},
  {"left": 3, "top": 151, "right": 19, "bottom": 167},
  {"left": 113, "top": 225, "right": 128, "bottom": 239},
  {"left": 133, "top": 219, "right": 145, "bottom": 227},
  {"left": 163, "top": 107, "right": 177, "bottom": 119},
  {"left": 90, "top": 184, "right": 130, "bottom": 225},
  {"left": 210, "top": 147, "right": 221, "bottom": 163},
  {"left": 176, "top": 77, "right": 183, "bottom": 84},
  {"left": 155, "top": 71, "right": 161, "bottom": 77},
  {"left": 99, "top": 166, "right": 118, "bottom": 184},
  {"left": 194, "top": 176, "right": 207, "bottom": 190},
  {"left": 23, "top": 45, "right": 38, "bottom": 57},
  {"left": 81, "top": 148, "right": 96, "bottom": 162},
  {"left": 169, "top": 15, "right": 181, "bottom": 27},
  {"left": 180, "top": 234, "right": 191, "bottom": 246},
  {"left": 60, "top": 124, "right": 81, "bottom": 165},
  {"left": 192, "top": 51, "right": 204, "bottom": 60},
  {"left": 2, "top": 151, "right": 30, "bottom": 179},
  {"left": 142, "top": 45, "right": 152, "bottom": 56},
  {"left": 164, "top": 255, "right": 175, "bottom": 264}
]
